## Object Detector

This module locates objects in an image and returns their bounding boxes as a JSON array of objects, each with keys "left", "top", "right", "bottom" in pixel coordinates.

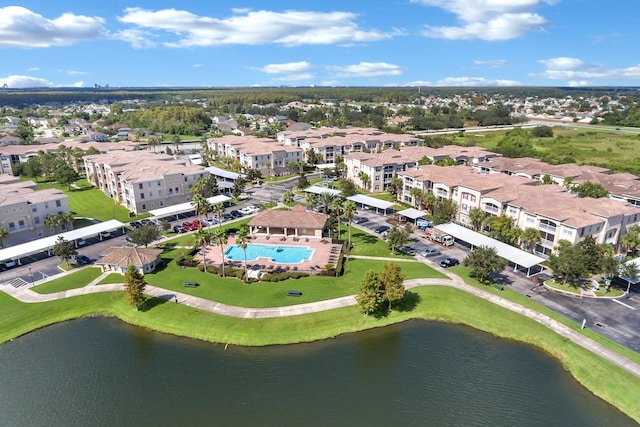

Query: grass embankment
[
  {"left": 1, "top": 286, "right": 639, "bottom": 422},
  {"left": 346, "top": 229, "right": 412, "bottom": 258},
  {"left": 31, "top": 268, "right": 102, "bottom": 294}
]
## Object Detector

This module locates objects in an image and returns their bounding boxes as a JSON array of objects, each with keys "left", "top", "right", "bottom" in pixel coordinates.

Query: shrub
[{"left": 260, "top": 271, "right": 309, "bottom": 282}]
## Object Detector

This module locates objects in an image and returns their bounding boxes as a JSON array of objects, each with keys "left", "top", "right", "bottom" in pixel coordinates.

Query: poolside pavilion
[{"left": 248, "top": 205, "right": 328, "bottom": 239}]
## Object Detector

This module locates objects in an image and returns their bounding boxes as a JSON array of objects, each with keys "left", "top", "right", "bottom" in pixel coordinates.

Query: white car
[{"left": 246, "top": 205, "right": 260, "bottom": 213}]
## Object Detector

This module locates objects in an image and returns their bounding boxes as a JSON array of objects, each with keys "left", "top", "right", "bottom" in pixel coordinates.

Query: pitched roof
[
  {"left": 96, "top": 246, "right": 162, "bottom": 267},
  {"left": 248, "top": 205, "right": 328, "bottom": 229}
]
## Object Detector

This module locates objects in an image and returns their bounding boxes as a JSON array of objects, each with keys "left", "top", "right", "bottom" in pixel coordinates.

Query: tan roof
[
  {"left": 96, "top": 246, "right": 162, "bottom": 267},
  {"left": 248, "top": 205, "right": 328, "bottom": 229}
]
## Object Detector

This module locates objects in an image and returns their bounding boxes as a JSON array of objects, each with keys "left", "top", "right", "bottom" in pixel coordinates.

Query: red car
[
  {"left": 192, "top": 219, "right": 204, "bottom": 228},
  {"left": 182, "top": 221, "right": 196, "bottom": 231}
]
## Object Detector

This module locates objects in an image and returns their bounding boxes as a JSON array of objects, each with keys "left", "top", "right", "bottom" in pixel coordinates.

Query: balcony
[
  {"left": 484, "top": 206, "right": 499, "bottom": 215},
  {"left": 539, "top": 223, "right": 557, "bottom": 233}
]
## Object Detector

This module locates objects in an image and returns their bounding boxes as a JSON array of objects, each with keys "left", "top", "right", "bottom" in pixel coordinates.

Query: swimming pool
[{"left": 224, "top": 244, "right": 314, "bottom": 264}]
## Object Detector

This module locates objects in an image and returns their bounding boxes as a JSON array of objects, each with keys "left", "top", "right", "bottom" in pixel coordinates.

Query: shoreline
[{"left": 1, "top": 286, "right": 639, "bottom": 423}]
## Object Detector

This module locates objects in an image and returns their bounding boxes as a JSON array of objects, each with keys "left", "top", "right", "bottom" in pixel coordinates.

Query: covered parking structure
[
  {"left": 303, "top": 185, "right": 341, "bottom": 197},
  {"left": 434, "top": 223, "right": 546, "bottom": 277},
  {"left": 148, "top": 195, "right": 231, "bottom": 221},
  {"left": 346, "top": 194, "right": 395, "bottom": 215},
  {"left": 396, "top": 208, "right": 427, "bottom": 223},
  {"left": 0, "top": 219, "right": 125, "bottom": 265}
]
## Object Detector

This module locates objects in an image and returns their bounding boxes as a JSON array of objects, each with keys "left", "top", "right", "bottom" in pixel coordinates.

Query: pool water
[{"left": 225, "top": 244, "right": 314, "bottom": 264}]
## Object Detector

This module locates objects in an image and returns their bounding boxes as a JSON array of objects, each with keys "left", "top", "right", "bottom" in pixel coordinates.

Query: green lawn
[
  {"left": 34, "top": 179, "right": 146, "bottom": 222},
  {"left": 346, "top": 229, "right": 412, "bottom": 258},
  {"left": 96, "top": 273, "right": 125, "bottom": 285},
  {"left": 32, "top": 268, "right": 102, "bottom": 294}
]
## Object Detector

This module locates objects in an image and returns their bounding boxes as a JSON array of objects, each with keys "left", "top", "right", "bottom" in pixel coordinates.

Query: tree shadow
[
  {"left": 352, "top": 232, "right": 377, "bottom": 244},
  {"left": 395, "top": 291, "right": 422, "bottom": 312},
  {"left": 139, "top": 296, "right": 169, "bottom": 312},
  {"left": 488, "top": 272, "right": 513, "bottom": 286}
]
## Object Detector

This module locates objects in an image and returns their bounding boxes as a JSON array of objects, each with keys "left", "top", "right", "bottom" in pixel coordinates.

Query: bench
[
  {"left": 287, "top": 290, "right": 302, "bottom": 297},
  {"left": 184, "top": 281, "right": 199, "bottom": 288}
]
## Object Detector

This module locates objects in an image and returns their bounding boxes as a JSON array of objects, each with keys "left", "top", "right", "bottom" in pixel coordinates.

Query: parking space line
[{"left": 612, "top": 299, "right": 635, "bottom": 310}]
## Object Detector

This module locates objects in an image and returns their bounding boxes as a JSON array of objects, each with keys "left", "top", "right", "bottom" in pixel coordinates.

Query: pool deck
[{"left": 198, "top": 235, "right": 342, "bottom": 273}]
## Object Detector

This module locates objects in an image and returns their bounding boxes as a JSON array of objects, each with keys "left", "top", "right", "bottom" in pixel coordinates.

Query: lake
[{"left": 0, "top": 318, "right": 634, "bottom": 426}]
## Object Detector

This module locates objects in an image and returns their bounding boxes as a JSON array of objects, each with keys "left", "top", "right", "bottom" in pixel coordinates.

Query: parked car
[
  {"left": 374, "top": 225, "right": 389, "bottom": 234},
  {"left": 230, "top": 209, "right": 244, "bottom": 218},
  {"left": 76, "top": 238, "right": 87, "bottom": 246},
  {"left": 182, "top": 221, "right": 196, "bottom": 231},
  {"left": 191, "top": 219, "right": 205, "bottom": 228},
  {"left": 353, "top": 216, "right": 368, "bottom": 224},
  {"left": 173, "top": 225, "right": 186, "bottom": 233},
  {"left": 440, "top": 258, "right": 460, "bottom": 268},
  {"left": 419, "top": 248, "right": 441, "bottom": 257},
  {"left": 399, "top": 246, "right": 416, "bottom": 255},
  {"left": 223, "top": 213, "right": 233, "bottom": 221},
  {"left": 99, "top": 231, "right": 112, "bottom": 239},
  {"left": 130, "top": 221, "right": 142, "bottom": 228},
  {"left": 204, "top": 218, "right": 218, "bottom": 226},
  {"left": 75, "top": 255, "right": 92, "bottom": 265},
  {"left": 140, "top": 219, "right": 153, "bottom": 226},
  {"left": 246, "top": 205, "right": 260, "bottom": 213},
  {"left": 0, "top": 260, "right": 17, "bottom": 270}
]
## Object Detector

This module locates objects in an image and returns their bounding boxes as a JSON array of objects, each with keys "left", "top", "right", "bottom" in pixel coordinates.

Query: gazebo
[
  {"left": 248, "top": 205, "right": 328, "bottom": 238},
  {"left": 95, "top": 246, "right": 163, "bottom": 275}
]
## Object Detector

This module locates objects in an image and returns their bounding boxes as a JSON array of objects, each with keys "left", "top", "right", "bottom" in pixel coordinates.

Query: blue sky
[{"left": 0, "top": 1, "right": 637, "bottom": 88}]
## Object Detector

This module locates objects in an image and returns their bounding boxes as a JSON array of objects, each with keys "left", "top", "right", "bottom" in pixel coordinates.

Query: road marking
[{"left": 612, "top": 299, "right": 635, "bottom": 310}]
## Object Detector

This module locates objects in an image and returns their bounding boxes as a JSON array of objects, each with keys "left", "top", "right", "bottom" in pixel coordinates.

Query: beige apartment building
[
  {"left": 397, "top": 165, "right": 640, "bottom": 256},
  {"left": 0, "top": 176, "right": 70, "bottom": 246},
  {"left": 84, "top": 151, "right": 208, "bottom": 214}
]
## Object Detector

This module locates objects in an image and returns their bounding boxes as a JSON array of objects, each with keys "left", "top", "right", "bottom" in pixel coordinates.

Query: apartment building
[
  {"left": 0, "top": 176, "right": 70, "bottom": 246},
  {"left": 84, "top": 151, "right": 209, "bottom": 214},
  {"left": 397, "top": 165, "right": 640, "bottom": 255}
]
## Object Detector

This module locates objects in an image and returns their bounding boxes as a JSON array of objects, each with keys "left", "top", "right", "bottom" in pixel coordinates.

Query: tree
[
  {"left": 172, "top": 135, "right": 181, "bottom": 153},
  {"left": 531, "top": 125, "right": 554, "bottom": 138},
  {"left": 422, "top": 191, "right": 437, "bottom": 215},
  {"left": 409, "top": 187, "right": 424, "bottom": 208},
  {"left": 191, "top": 194, "right": 211, "bottom": 221},
  {"left": 236, "top": 224, "right": 251, "bottom": 282},
  {"left": 124, "top": 264, "right": 146, "bottom": 311},
  {"left": 22, "top": 157, "right": 42, "bottom": 180},
  {"left": 380, "top": 263, "right": 405, "bottom": 310},
  {"left": 468, "top": 207, "right": 486, "bottom": 231},
  {"left": 620, "top": 262, "right": 640, "bottom": 293},
  {"left": 358, "top": 171, "right": 371, "bottom": 191},
  {"left": 283, "top": 190, "right": 295, "bottom": 204},
  {"left": 51, "top": 236, "right": 77, "bottom": 266},
  {"left": 387, "top": 176, "right": 403, "bottom": 197},
  {"left": 127, "top": 224, "right": 161, "bottom": 247},
  {"left": 194, "top": 227, "right": 212, "bottom": 271},
  {"left": 318, "top": 191, "right": 333, "bottom": 214},
  {"left": 54, "top": 164, "right": 77, "bottom": 190},
  {"left": 298, "top": 172, "right": 310, "bottom": 189},
  {"left": 520, "top": 227, "right": 540, "bottom": 252},
  {"left": 232, "top": 177, "right": 246, "bottom": 199},
  {"left": 191, "top": 176, "right": 219, "bottom": 198},
  {"left": 305, "top": 192, "right": 317, "bottom": 209},
  {"left": 338, "top": 177, "right": 357, "bottom": 197},
  {"left": 540, "top": 174, "right": 554, "bottom": 185},
  {"left": 356, "top": 270, "right": 384, "bottom": 315},
  {"left": 212, "top": 227, "right": 228, "bottom": 277},
  {"left": 432, "top": 198, "right": 458, "bottom": 225},
  {"left": 572, "top": 181, "right": 609, "bottom": 198},
  {"left": 44, "top": 213, "right": 62, "bottom": 232},
  {"left": 213, "top": 203, "right": 225, "bottom": 228},
  {"left": 386, "top": 226, "right": 410, "bottom": 254},
  {"left": 58, "top": 212, "right": 74, "bottom": 231},
  {"left": 576, "top": 236, "right": 607, "bottom": 275},
  {"left": 0, "top": 227, "right": 8, "bottom": 248},
  {"left": 343, "top": 200, "right": 357, "bottom": 247},
  {"left": 331, "top": 198, "right": 344, "bottom": 240},
  {"left": 463, "top": 246, "right": 508, "bottom": 284},
  {"left": 621, "top": 226, "right": 640, "bottom": 255},
  {"left": 548, "top": 240, "right": 590, "bottom": 285}
]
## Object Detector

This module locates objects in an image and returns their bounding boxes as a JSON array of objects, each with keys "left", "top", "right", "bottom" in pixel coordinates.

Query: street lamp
[{"left": 28, "top": 267, "right": 34, "bottom": 286}]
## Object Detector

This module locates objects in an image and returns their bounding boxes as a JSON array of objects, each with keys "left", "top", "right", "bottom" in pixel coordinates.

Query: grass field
[
  {"left": 463, "top": 126, "right": 640, "bottom": 174},
  {"left": 33, "top": 179, "right": 145, "bottom": 222},
  {"left": 31, "top": 267, "right": 102, "bottom": 294}
]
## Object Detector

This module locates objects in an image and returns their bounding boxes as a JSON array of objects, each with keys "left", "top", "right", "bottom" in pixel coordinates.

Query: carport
[
  {"left": 148, "top": 195, "right": 231, "bottom": 220},
  {"left": 435, "top": 222, "right": 546, "bottom": 277},
  {"left": 0, "top": 219, "right": 125, "bottom": 265},
  {"left": 396, "top": 208, "right": 427, "bottom": 223},
  {"left": 346, "top": 194, "right": 395, "bottom": 215},
  {"left": 303, "top": 185, "right": 342, "bottom": 197}
]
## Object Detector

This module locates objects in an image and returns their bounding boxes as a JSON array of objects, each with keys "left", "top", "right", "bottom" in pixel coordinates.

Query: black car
[
  {"left": 374, "top": 225, "right": 389, "bottom": 234},
  {"left": 440, "top": 258, "right": 460, "bottom": 268},
  {"left": 75, "top": 255, "right": 92, "bottom": 265},
  {"left": 354, "top": 216, "right": 368, "bottom": 224},
  {"left": 173, "top": 225, "right": 186, "bottom": 233},
  {"left": 130, "top": 221, "right": 142, "bottom": 228},
  {"left": 230, "top": 210, "right": 244, "bottom": 218}
]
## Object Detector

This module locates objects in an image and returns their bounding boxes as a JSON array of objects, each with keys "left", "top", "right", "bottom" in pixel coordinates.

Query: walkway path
[{"left": 2, "top": 268, "right": 640, "bottom": 380}]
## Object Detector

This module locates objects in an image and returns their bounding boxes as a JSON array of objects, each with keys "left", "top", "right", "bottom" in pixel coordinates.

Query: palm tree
[
  {"left": 283, "top": 190, "right": 294, "bottom": 205},
  {"left": 331, "top": 198, "right": 344, "bottom": 240},
  {"left": 343, "top": 201, "right": 357, "bottom": 248},
  {"left": 520, "top": 227, "right": 540, "bottom": 253},
  {"left": 318, "top": 191, "right": 333, "bottom": 214},
  {"left": 44, "top": 214, "right": 62, "bottom": 233},
  {"left": 409, "top": 187, "right": 423, "bottom": 208},
  {"left": 212, "top": 227, "right": 228, "bottom": 277},
  {"left": 358, "top": 171, "right": 371, "bottom": 191},
  {"left": 305, "top": 192, "right": 317, "bottom": 209},
  {"left": 194, "top": 227, "right": 212, "bottom": 271},
  {"left": 422, "top": 191, "right": 437, "bottom": 215},
  {"left": 172, "top": 135, "right": 181, "bottom": 154},
  {"left": 213, "top": 203, "right": 225, "bottom": 227},
  {"left": 191, "top": 194, "right": 211, "bottom": 223},
  {"left": 58, "top": 212, "right": 75, "bottom": 231},
  {"left": 468, "top": 207, "right": 487, "bottom": 231},
  {"left": 236, "top": 224, "right": 251, "bottom": 283},
  {"left": 0, "top": 227, "right": 8, "bottom": 248}
]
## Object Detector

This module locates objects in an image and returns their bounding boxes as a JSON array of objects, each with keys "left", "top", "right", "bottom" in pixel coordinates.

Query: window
[
  {"left": 31, "top": 206, "right": 37, "bottom": 212},
  {"left": 139, "top": 183, "right": 143, "bottom": 189},
  {"left": 56, "top": 200, "right": 61, "bottom": 207},
  {"left": 140, "top": 193, "right": 145, "bottom": 199},
  {"left": 142, "top": 204, "right": 146, "bottom": 210},
  {"left": 34, "top": 217, "right": 40, "bottom": 224},
  {"left": 18, "top": 220, "right": 25, "bottom": 227}
]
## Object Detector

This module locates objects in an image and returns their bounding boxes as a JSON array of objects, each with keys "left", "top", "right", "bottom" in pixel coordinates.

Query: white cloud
[
  {"left": 27, "top": 67, "right": 40, "bottom": 72},
  {"left": 0, "top": 75, "right": 53, "bottom": 88},
  {"left": 327, "top": 62, "right": 403, "bottom": 78},
  {"left": 474, "top": 59, "right": 506, "bottom": 68},
  {"left": 0, "top": 6, "right": 106, "bottom": 48},
  {"left": 567, "top": 80, "right": 589, "bottom": 87},
  {"left": 275, "top": 73, "right": 315, "bottom": 82},
  {"left": 65, "top": 81, "right": 85, "bottom": 88},
  {"left": 414, "top": 0, "right": 555, "bottom": 40},
  {"left": 260, "top": 62, "right": 311, "bottom": 74},
  {"left": 113, "top": 29, "right": 157, "bottom": 49},
  {"left": 432, "top": 76, "right": 521, "bottom": 86},
  {"left": 58, "top": 69, "right": 87, "bottom": 75},
  {"left": 117, "top": 8, "right": 398, "bottom": 47},
  {"left": 193, "top": 64, "right": 203, "bottom": 68},
  {"left": 535, "top": 56, "right": 640, "bottom": 82}
]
